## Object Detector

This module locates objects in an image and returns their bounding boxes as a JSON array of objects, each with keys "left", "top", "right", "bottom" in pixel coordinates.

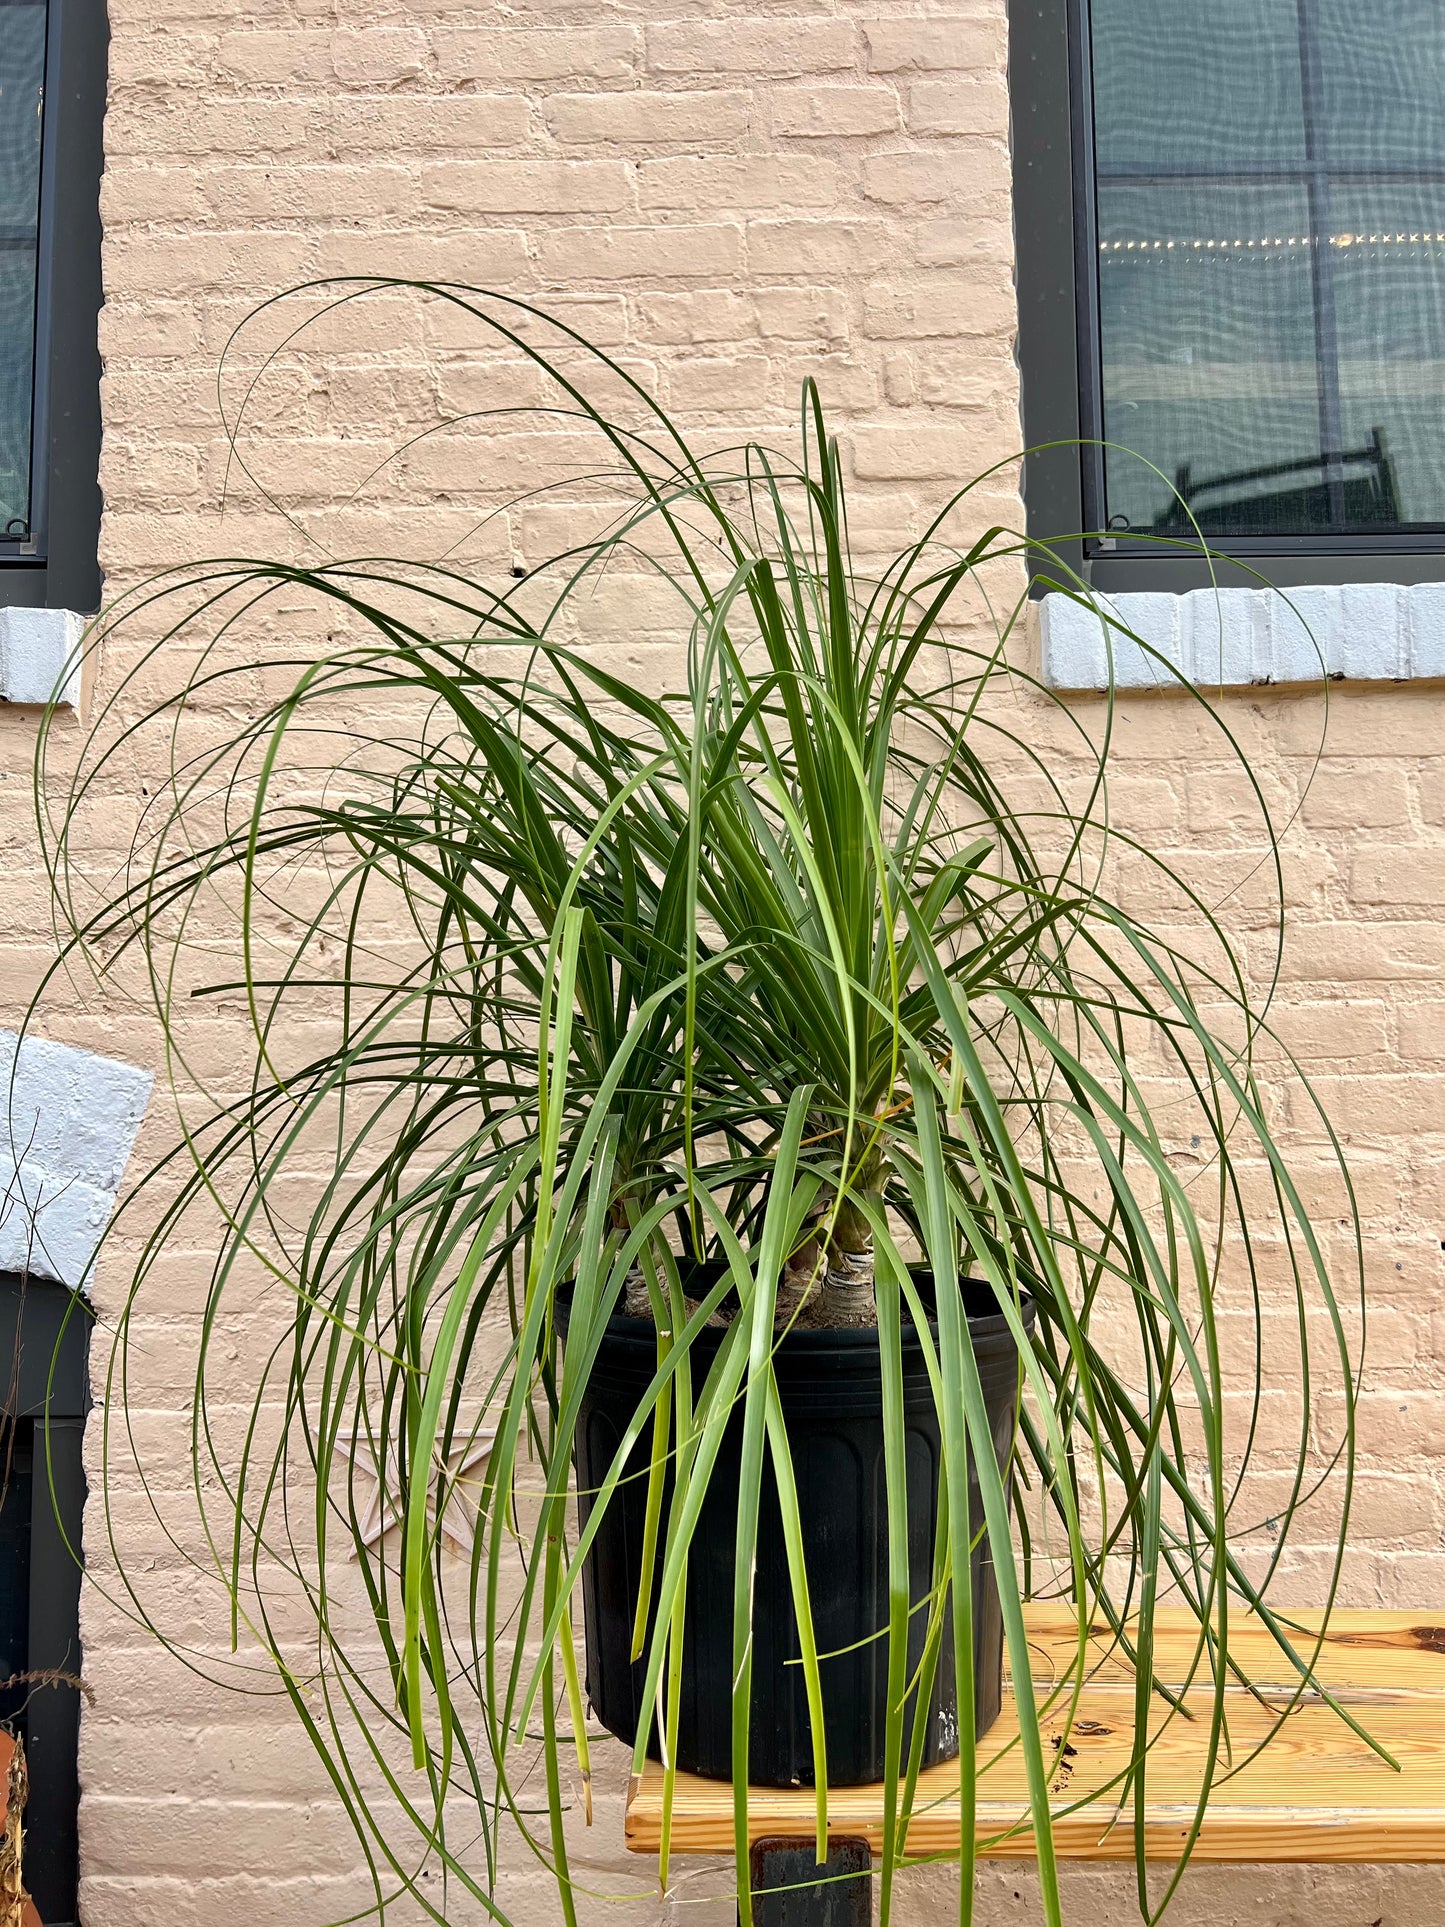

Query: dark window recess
[
  {"left": 1011, "top": 0, "right": 1445, "bottom": 587},
  {"left": 1, "top": 1273, "right": 89, "bottom": 1927},
  {"left": 0, "top": 4, "right": 47, "bottom": 550},
  {"left": 0, "top": 0, "right": 106, "bottom": 614}
]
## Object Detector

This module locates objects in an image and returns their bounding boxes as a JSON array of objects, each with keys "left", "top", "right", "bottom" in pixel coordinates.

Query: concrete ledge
[
  {"left": 1, "top": 1030, "right": 153, "bottom": 1288},
  {"left": 0, "top": 606, "right": 85, "bottom": 706},
  {"left": 1040, "top": 583, "right": 1445, "bottom": 691}
]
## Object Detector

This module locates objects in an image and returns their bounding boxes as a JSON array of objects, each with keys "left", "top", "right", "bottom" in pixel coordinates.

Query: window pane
[
  {"left": 1098, "top": 184, "right": 1329, "bottom": 535},
  {"left": 0, "top": 5, "right": 46, "bottom": 541},
  {"left": 1317, "top": 0, "right": 1445, "bottom": 171},
  {"left": 1090, "top": 0, "right": 1305, "bottom": 175},
  {"left": 1087, "top": 0, "right": 1445, "bottom": 539},
  {"left": 1333, "top": 186, "right": 1445, "bottom": 528}
]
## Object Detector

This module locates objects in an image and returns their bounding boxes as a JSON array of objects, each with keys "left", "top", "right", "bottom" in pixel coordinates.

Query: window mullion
[{"left": 1296, "top": 0, "right": 1347, "bottom": 525}]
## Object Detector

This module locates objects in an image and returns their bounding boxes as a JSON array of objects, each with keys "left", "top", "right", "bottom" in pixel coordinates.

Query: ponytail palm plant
[{"left": 37, "top": 286, "right": 1369, "bottom": 1927}]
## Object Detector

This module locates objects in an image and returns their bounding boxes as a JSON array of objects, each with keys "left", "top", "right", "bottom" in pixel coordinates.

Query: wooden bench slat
[
  {"left": 1012, "top": 1604, "right": 1445, "bottom": 1698},
  {"left": 625, "top": 1605, "right": 1445, "bottom": 1863}
]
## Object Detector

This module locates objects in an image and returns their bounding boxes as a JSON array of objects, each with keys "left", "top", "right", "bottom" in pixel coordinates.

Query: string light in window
[{"left": 1100, "top": 232, "right": 1445, "bottom": 256}]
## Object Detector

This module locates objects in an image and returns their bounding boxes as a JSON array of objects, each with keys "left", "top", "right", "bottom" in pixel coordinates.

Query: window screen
[
  {"left": 1088, "top": 0, "right": 1445, "bottom": 540},
  {"left": 0, "top": 2, "right": 47, "bottom": 550}
]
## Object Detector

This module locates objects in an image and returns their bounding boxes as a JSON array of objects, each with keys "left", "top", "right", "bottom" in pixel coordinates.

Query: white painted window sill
[
  {"left": 1039, "top": 583, "right": 1445, "bottom": 691},
  {"left": 0, "top": 605, "right": 84, "bottom": 706}
]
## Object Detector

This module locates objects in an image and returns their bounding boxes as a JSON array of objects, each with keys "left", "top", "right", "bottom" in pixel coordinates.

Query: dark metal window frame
[
  {"left": 1, "top": 1272, "right": 88, "bottom": 1927},
  {"left": 0, "top": 0, "right": 106, "bottom": 614},
  {"left": 1010, "top": 0, "right": 1445, "bottom": 592}
]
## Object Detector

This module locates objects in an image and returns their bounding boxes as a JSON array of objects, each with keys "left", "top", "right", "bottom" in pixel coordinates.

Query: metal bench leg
[{"left": 745, "top": 1835, "right": 872, "bottom": 1927}]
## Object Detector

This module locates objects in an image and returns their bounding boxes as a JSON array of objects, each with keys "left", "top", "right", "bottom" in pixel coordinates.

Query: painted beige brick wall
[{"left": 1, "top": 0, "right": 1440, "bottom": 1921}]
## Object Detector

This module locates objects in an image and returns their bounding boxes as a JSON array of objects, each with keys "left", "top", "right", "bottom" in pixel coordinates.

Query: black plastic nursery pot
[{"left": 566, "top": 1272, "right": 1031, "bottom": 1788}]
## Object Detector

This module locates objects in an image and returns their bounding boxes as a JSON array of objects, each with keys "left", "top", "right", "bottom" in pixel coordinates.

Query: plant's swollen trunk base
[
  {"left": 795, "top": 1246, "right": 877, "bottom": 1329},
  {"left": 623, "top": 1267, "right": 651, "bottom": 1321},
  {"left": 775, "top": 1244, "right": 877, "bottom": 1330},
  {"left": 620, "top": 1250, "right": 879, "bottom": 1332},
  {"left": 775, "top": 1251, "right": 817, "bottom": 1329},
  {"left": 623, "top": 1266, "right": 731, "bottom": 1328}
]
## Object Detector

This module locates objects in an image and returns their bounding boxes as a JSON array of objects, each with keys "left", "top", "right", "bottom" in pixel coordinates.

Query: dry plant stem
[
  {"left": 0, "top": 1669, "right": 95, "bottom": 1709},
  {"left": 0, "top": 1733, "right": 30, "bottom": 1927}
]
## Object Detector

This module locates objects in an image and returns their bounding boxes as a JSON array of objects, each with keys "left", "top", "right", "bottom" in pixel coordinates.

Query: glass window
[
  {"left": 0, "top": 3, "right": 47, "bottom": 549},
  {"left": 1087, "top": 0, "right": 1445, "bottom": 540}
]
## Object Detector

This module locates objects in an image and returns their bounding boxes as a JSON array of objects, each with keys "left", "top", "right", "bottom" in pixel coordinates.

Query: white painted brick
[
  {"left": 0, "top": 605, "right": 85, "bottom": 705},
  {"left": 0, "top": 1030, "right": 153, "bottom": 1288},
  {"left": 1184, "top": 584, "right": 1267, "bottom": 686},
  {"left": 1269, "top": 587, "right": 1336, "bottom": 684},
  {"left": 1335, "top": 583, "right": 1406, "bottom": 682},
  {"left": 1119, "top": 591, "right": 1186, "bottom": 685},
  {"left": 1407, "top": 582, "right": 1445, "bottom": 679},
  {"left": 1038, "top": 589, "right": 1183, "bottom": 690}
]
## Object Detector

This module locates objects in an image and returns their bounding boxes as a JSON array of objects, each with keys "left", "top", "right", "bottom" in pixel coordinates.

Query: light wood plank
[
  {"left": 625, "top": 1605, "right": 1445, "bottom": 1862},
  {"left": 1012, "top": 1603, "right": 1445, "bottom": 1699}
]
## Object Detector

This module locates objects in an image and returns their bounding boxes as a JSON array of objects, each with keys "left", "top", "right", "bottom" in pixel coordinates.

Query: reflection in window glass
[
  {"left": 1089, "top": 0, "right": 1445, "bottom": 538},
  {"left": 0, "top": 7, "right": 46, "bottom": 543},
  {"left": 1091, "top": 0, "right": 1305, "bottom": 174},
  {"left": 1316, "top": 0, "right": 1445, "bottom": 171}
]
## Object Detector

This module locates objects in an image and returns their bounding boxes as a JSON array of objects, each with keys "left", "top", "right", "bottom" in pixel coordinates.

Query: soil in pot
[{"left": 566, "top": 1270, "right": 1030, "bottom": 1787}]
